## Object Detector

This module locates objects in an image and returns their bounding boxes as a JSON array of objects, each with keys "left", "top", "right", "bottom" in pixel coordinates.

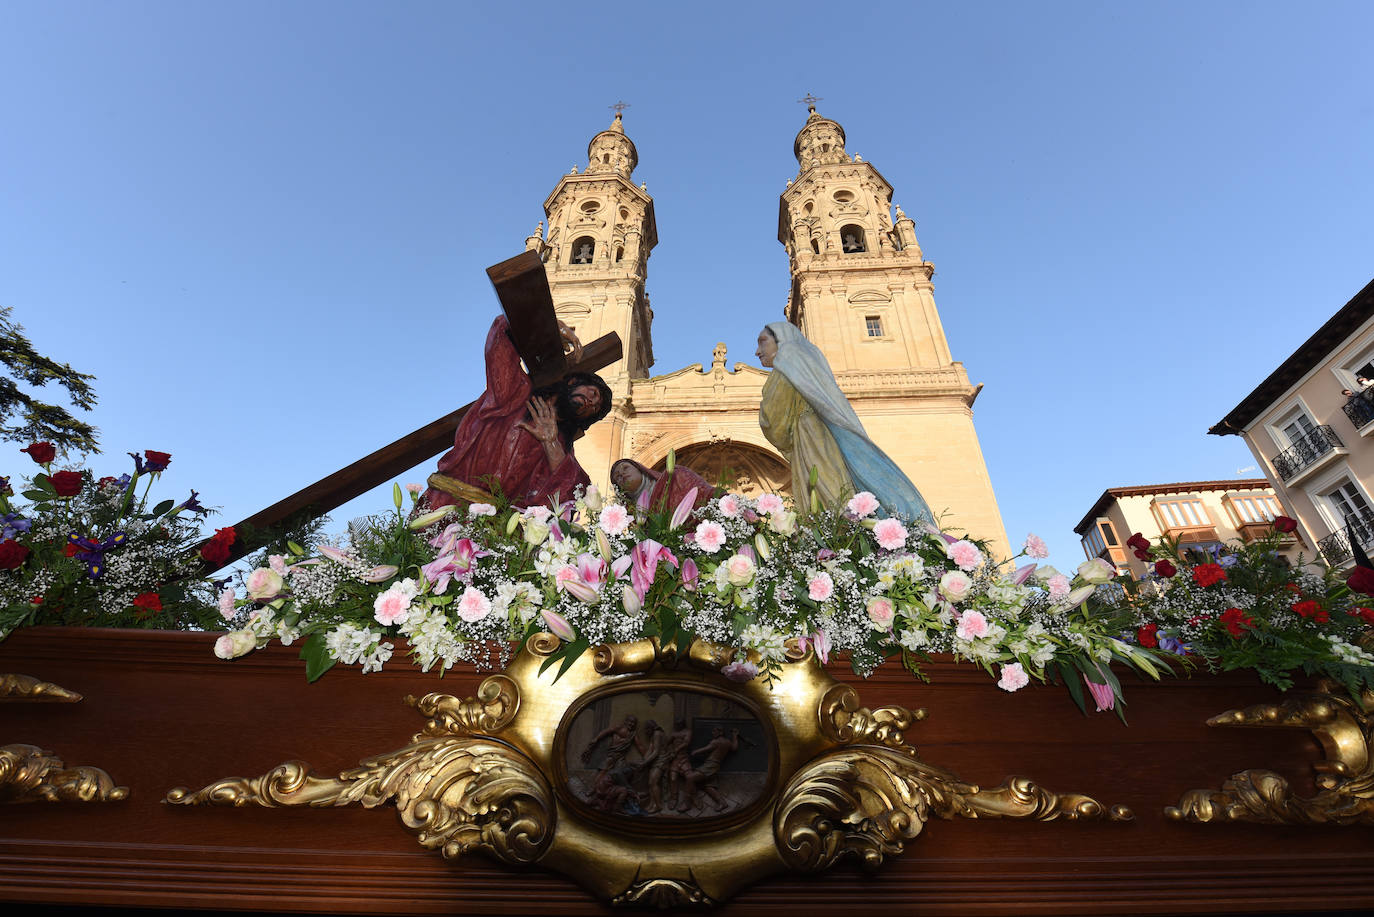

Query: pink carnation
[
  {"left": 373, "top": 588, "right": 412, "bottom": 627},
  {"left": 694, "top": 520, "right": 726, "bottom": 554},
  {"left": 997, "top": 662, "right": 1030, "bottom": 692},
  {"left": 756, "top": 493, "right": 784, "bottom": 515},
  {"left": 456, "top": 585, "right": 492, "bottom": 622},
  {"left": 598, "top": 503, "right": 632, "bottom": 536},
  {"left": 873, "top": 517, "right": 908, "bottom": 551},
  {"left": 946, "top": 539, "right": 982, "bottom": 571},
  {"left": 718, "top": 494, "right": 742, "bottom": 518},
  {"left": 847, "top": 491, "right": 880, "bottom": 518},
  {"left": 955, "top": 609, "right": 990, "bottom": 640},
  {"left": 217, "top": 587, "right": 236, "bottom": 621},
  {"left": 1047, "top": 574, "right": 1071, "bottom": 600},
  {"left": 721, "top": 660, "right": 759, "bottom": 682},
  {"left": 808, "top": 572, "right": 834, "bottom": 601},
  {"left": 1023, "top": 533, "right": 1050, "bottom": 560}
]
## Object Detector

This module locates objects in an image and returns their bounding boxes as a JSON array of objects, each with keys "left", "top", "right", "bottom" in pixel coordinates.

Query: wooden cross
[{"left": 199, "top": 252, "right": 622, "bottom": 570}]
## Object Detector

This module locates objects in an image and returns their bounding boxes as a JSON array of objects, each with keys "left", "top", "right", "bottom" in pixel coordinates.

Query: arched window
[
  {"left": 603, "top": 153, "right": 610, "bottom": 164},
  {"left": 810, "top": 237, "right": 820, "bottom": 255},
  {"left": 615, "top": 245, "right": 624, "bottom": 263},
  {"left": 571, "top": 236, "right": 595, "bottom": 264},
  {"left": 803, "top": 201, "right": 814, "bottom": 215},
  {"left": 840, "top": 225, "right": 866, "bottom": 253}
]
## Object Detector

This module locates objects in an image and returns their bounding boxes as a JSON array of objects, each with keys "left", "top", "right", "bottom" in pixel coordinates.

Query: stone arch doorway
[{"left": 650, "top": 443, "right": 791, "bottom": 498}]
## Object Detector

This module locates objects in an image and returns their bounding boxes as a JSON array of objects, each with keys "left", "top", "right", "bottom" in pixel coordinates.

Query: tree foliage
[{"left": 0, "top": 306, "right": 99, "bottom": 453}]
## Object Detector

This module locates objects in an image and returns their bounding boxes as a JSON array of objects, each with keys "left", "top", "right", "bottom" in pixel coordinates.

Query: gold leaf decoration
[
  {"left": 611, "top": 873, "right": 715, "bottom": 908},
  {"left": 817, "top": 683, "right": 926, "bottom": 750},
  {"left": 166, "top": 737, "right": 553, "bottom": 865},
  {"left": 1166, "top": 684, "right": 1374, "bottom": 825},
  {"left": 0, "top": 673, "right": 82, "bottom": 703},
  {"left": 405, "top": 675, "right": 520, "bottom": 737},
  {"left": 0, "top": 743, "right": 128, "bottom": 803}
]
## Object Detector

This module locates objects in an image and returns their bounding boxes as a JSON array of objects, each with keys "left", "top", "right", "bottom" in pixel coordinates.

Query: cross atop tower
[
  {"left": 609, "top": 100, "right": 630, "bottom": 116},
  {"left": 797, "top": 92, "right": 822, "bottom": 112}
]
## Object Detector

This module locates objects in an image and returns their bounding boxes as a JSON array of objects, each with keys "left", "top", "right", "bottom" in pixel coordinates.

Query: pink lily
[
  {"left": 576, "top": 552, "right": 607, "bottom": 588},
  {"left": 363, "top": 564, "right": 398, "bottom": 583},
  {"left": 680, "top": 558, "right": 700, "bottom": 592},
  {"left": 317, "top": 544, "right": 356, "bottom": 564},
  {"left": 922, "top": 522, "right": 958, "bottom": 545},
  {"left": 669, "top": 487, "right": 699, "bottom": 530},
  {"left": 1083, "top": 676, "right": 1115, "bottom": 712},
  {"left": 1011, "top": 563, "right": 1038, "bottom": 585},
  {"left": 540, "top": 609, "right": 576, "bottom": 642},
  {"left": 549, "top": 518, "right": 564, "bottom": 542},
  {"left": 798, "top": 629, "right": 832, "bottom": 664},
  {"left": 631, "top": 539, "right": 679, "bottom": 601},
  {"left": 738, "top": 544, "right": 755, "bottom": 562},
  {"left": 637, "top": 485, "right": 653, "bottom": 511},
  {"left": 611, "top": 554, "right": 633, "bottom": 580}
]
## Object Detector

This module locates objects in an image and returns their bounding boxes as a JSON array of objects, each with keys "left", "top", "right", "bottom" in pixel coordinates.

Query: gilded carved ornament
[
  {"left": 0, "top": 674, "right": 127, "bottom": 804},
  {"left": 166, "top": 637, "right": 1127, "bottom": 906},
  {"left": 1166, "top": 682, "right": 1374, "bottom": 825}
]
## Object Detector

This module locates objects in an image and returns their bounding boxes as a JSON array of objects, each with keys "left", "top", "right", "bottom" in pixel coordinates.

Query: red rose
[
  {"left": 131, "top": 592, "right": 162, "bottom": 619},
  {"left": 1347, "top": 566, "right": 1374, "bottom": 596},
  {"left": 200, "top": 526, "right": 237, "bottom": 566},
  {"left": 1192, "top": 563, "right": 1227, "bottom": 588},
  {"left": 50, "top": 470, "right": 83, "bottom": 497},
  {"left": 1353, "top": 607, "right": 1374, "bottom": 625},
  {"left": 1133, "top": 548, "right": 1150, "bottom": 560},
  {"left": 144, "top": 450, "right": 172, "bottom": 472},
  {"left": 21, "top": 442, "right": 56, "bottom": 464},
  {"left": 1273, "top": 516, "right": 1298, "bottom": 533},
  {"left": 0, "top": 541, "right": 30, "bottom": 569},
  {"left": 1220, "top": 606, "right": 1254, "bottom": 638},
  {"left": 1126, "top": 533, "right": 1151, "bottom": 552},
  {"left": 1136, "top": 623, "right": 1159, "bottom": 648},
  {"left": 63, "top": 541, "right": 79, "bottom": 557},
  {"left": 1153, "top": 559, "right": 1177, "bottom": 578}
]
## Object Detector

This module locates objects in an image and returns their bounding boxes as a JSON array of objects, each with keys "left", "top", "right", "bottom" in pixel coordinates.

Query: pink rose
[
  {"left": 245, "top": 567, "right": 284, "bottom": 601},
  {"left": 718, "top": 494, "right": 742, "bottom": 518},
  {"left": 939, "top": 569, "right": 973, "bottom": 602},
  {"left": 1023, "top": 533, "right": 1050, "bottom": 560},
  {"left": 873, "top": 517, "right": 908, "bottom": 551},
  {"left": 756, "top": 493, "right": 784, "bottom": 515},
  {"left": 997, "top": 662, "right": 1030, "bottom": 692},
  {"left": 694, "top": 520, "right": 726, "bottom": 554},
  {"left": 808, "top": 572, "right": 834, "bottom": 602},
  {"left": 847, "top": 491, "right": 880, "bottom": 518},
  {"left": 213, "top": 630, "right": 256, "bottom": 660},
  {"left": 955, "top": 609, "right": 990, "bottom": 640},
  {"left": 946, "top": 539, "right": 982, "bottom": 571},
  {"left": 456, "top": 586, "right": 492, "bottom": 622},
  {"left": 866, "top": 596, "right": 895, "bottom": 630},
  {"left": 724, "top": 553, "right": 756, "bottom": 586}
]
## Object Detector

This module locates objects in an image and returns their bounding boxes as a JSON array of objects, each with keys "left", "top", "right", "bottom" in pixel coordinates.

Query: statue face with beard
[{"left": 532, "top": 372, "right": 612, "bottom": 443}]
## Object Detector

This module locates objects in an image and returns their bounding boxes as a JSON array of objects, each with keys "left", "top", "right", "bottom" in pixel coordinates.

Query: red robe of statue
[{"left": 424, "top": 316, "right": 589, "bottom": 510}]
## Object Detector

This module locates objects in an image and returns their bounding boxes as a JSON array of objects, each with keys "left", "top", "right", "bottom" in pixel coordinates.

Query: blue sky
[{"left": 2, "top": 1, "right": 1371, "bottom": 564}]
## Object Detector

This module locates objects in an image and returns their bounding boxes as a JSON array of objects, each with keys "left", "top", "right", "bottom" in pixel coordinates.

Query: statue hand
[
  {"left": 518, "top": 397, "right": 559, "bottom": 444},
  {"left": 558, "top": 320, "right": 584, "bottom": 364}
]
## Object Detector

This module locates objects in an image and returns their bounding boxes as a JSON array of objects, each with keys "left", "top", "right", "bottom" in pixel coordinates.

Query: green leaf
[
  {"left": 1057, "top": 659, "right": 1088, "bottom": 715},
  {"left": 555, "top": 637, "right": 590, "bottom": 680},
  {"left": 152, "top": 499, "right": 174, "bottom": 516},
  {"left": 287, "top": 540, "right": 305, "bottom": 556},
  {"left": 33, "top": 474, "right": 54, "bottom": 493},
  {"left": 21, "top": 490, "right": 50, "bottom": 502},
  {"left": 299, "top": 633, "right": 336, "bottom": 683}
]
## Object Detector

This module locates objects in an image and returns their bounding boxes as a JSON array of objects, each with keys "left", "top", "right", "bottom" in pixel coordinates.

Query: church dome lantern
[
  {"left": 793, "top": 104, "right": 848, "bottom": 170},
  {"left": 587, "top": 112, "right": 639, "bottom": 175}
]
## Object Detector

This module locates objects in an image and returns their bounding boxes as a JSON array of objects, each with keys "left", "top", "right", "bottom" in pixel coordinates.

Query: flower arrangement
[
  {"left": 214, "top": 468, "right": 1168, "bottom": 714},
  {"left": 1105, "top": 522, "right": 1374, "bottom": 700},
  {"left": 0, "top": 443, "right": 222, "bottom": 634}
]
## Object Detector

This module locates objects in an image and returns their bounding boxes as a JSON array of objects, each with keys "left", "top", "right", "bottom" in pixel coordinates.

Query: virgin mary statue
[{"left": 756, "top": 322, "right": 933, "bottom": 523}]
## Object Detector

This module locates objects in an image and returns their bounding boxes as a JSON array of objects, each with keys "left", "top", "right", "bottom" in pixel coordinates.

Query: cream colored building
[
  {"left": 1211, "top": 278, "right": 1374, "bottom": 566},
  {"left": 1074, "top": 480, "right": 1302, "bottom": 579},
  {"left": 522, "top": 108, "right": 1008, "bottom": 558}
]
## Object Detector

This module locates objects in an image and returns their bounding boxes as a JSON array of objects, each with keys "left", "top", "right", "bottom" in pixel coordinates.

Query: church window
[
  {"left": 580, "top": 200, "right": 601, "bottom": 213},
  {"left": 822, "top": 143, "right": 830, "bottom": 153},
  {"left": 615, "top": 245, "right": 624, "bottom": 263},
  {"left": 803, "top": 201, "right": 814, "bottom": 215},
  {"left": 833, "top": 189, "right": 854, "bottom": 203},
  {"left": 864, "top": 315, "right": 883, "bottom": 337},
  {"left": 603, "top": 153, "right": 610, "bottom": 164},
  {"left": 810, "top": 237, "right": 820, "bottom": 254},
  {"left": 841, "top": 225, "right": 866, "bottom": 253},
  {"left": 571, "top": 236, "right": 595, "bottom": 264},
  {"left": 620, "top": 207, "right": 629, "bottom": 220}
]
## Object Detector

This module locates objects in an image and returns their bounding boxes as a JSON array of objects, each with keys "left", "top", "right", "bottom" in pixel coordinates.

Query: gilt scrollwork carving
[
  {"left": 0, "top": 743, "right": 128, "bottom": 804},
  {"left": 1165, "top": 684, "right": 1374, "bottom": 825},
  {"left": 166, "top": 736, "right": 553, "bottom": 865},
  {"left": 405, "top": 675, "right": 520, "bottom": 737},
  {"left": 0, "top": 673, "right": 82, "bottom": 702},
  {"left": 818, "top": 683, "right": 926, "bottom": 750}
]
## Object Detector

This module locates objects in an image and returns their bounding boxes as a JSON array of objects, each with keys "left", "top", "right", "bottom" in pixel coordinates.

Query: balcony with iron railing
[
  {"left": 1271, "top": 425, "right": 1344, "bottom": 482},
  {"left": 1343, "top": 389, "right": 1374, "bottom": 431},
  {"left": 1317, "top": 507, "right": 1374, "bottom": 566}
]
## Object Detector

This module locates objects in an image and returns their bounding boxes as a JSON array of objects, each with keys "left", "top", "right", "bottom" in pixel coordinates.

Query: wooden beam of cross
[{"left": 197, "top": 251, "right": 621, "bottom": 572}]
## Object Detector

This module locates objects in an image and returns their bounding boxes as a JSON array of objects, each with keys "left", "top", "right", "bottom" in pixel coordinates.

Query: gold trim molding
[
  {"left": 0, "top": 673, "right": 83, "bottom": 702},
  {"left": 1166, "top": 682, "right": 1374, "bottom": 825},
  {"left": 168, "top": 638, "right": 1129, "bottom": 904},
  {"left": 0, "top": 743, "right": 129, "bottom": 803}
]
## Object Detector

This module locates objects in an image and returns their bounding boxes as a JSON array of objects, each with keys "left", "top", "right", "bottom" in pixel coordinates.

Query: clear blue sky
[{"left": 2, "top": 1, "right": 1371, "bottom": 564}]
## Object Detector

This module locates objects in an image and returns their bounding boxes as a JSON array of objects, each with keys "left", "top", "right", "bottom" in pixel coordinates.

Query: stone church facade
[{"left": 521, "top": 107, "right": 1008, "bottom": 557}]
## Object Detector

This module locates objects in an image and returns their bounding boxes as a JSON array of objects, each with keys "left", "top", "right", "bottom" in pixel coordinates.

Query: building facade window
[
  {"left": 1152, "top": 497, "right": 1210, "bottom": 529},
  {"left": 571, "top": 236, "right": 595, "bottom": 264},
  {"left": 864, "top": 315, "right": 883, "bottom": 337},
  {"left": 1226, "top": 493, "right": 1282, "bottom": 524}
]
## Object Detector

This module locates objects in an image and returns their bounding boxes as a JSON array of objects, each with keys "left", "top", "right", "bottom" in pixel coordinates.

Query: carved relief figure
[
  {"left": 756, "top": 322, "right": 932, "bottom": 522},
  {"left": 422, "top": 316, "right": 612, "bottom": 510}
]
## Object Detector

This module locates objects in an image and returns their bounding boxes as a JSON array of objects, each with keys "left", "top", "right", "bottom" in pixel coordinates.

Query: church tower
[
  {"left": 778, "top": 104, "right": 1008, "bottom": 554},
  {"left": 524, "top": 112, "right": 658, "bottom": 484}
]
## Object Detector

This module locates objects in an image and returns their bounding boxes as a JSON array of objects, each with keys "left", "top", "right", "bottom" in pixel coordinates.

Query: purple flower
[
  {"left": 1158, "top": 636, "right": 1192, "bottom": 656},
  {"left": 175, "top": 490, "right": 206, "bottom": 514},
  {"left": 0, "top": 513, "right": 30, "bottom": 542},
  {"left": 128, "top": 452, "right": 146, "bottom": 475}
]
